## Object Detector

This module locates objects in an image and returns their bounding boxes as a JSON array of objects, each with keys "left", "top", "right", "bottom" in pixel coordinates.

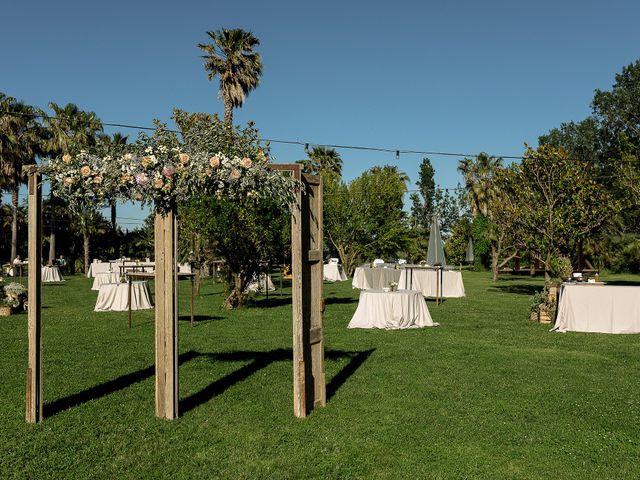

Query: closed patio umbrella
[
  {"left": 426, "top": 215, "right": 446, "bottom": 266},
  {"left": 465, "top": 237, "right": 474, "bottom": 264}
]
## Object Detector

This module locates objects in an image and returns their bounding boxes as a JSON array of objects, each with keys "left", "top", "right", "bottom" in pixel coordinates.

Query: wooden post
[
  {"left": 25, "top": 168, "right": 43, "bottom": 423},
  {"left": 154, "top": 209, "right": 178, "bottom": 419}
]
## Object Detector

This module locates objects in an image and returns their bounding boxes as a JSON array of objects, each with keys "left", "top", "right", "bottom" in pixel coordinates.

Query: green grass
[{"left": 1, "top": 271, "right": 640, "bottom": 479}]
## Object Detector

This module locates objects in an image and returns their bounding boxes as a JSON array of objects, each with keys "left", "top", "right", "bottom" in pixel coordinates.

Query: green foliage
[
  {"left": 547, "top": 255, "right": 573, "bottom": 281},
  {"left": 445, "top": 217, "right": 472, "bottom": 265},
  {"left": 496, "top": 144, "right": 620, "bottom": 272},
  {"left": 472, "top": 215, "right": 491, "bottom": 270},
  {"left": 528, "top": 286, "right": 556, "bottom": 318},
  {"left": 600, "top": 234, "right": 640, "bottom": 273},
  {"left": 409, "top": 157, "right": 435, "bottom": 229},
  {"left": 297, "top": 146, "right": 342, "bottom": 180}
]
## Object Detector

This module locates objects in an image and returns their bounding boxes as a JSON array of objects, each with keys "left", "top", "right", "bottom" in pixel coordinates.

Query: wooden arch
[{"left": 24, "top": 163, "right": 324, "bottom": 422}]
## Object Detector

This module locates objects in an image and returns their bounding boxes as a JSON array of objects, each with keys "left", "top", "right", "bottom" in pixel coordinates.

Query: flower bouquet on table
[{"left": 389, "top": 281, "right": 398, "bottom": 292}]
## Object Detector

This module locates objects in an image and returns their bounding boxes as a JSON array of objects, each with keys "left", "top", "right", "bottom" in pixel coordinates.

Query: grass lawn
[{"left": 1, "top": 271, "right": 640, "bottom": 479}]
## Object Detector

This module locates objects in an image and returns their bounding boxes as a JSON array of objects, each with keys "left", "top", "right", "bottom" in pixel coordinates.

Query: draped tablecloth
[
  {"left": 95, "top": 281, "right": 153, "bottom": 312},
  {"left": 245, "top": 274, "right": 275, "bottom": 293},
  {"left": 552, "top": 284, "right": 640, "bottom": 334},
  {"left": 91, "top": 272, "right": 121, "bottom": 291},
  {"left": 323, "top": 263, "right": 347, "bottom": 282},
  {"left": 87, "top": 261, "right": 114, "bottom": 278},
  {"left": 348, "top": 289, "right": 438, "bottom": 329},
  {"left": 42, "top": 266, "right": 64, "bottom": 283},
  {"left": 398, "top": 268, "right": 465, "bottom": 298},
  {"left": 351, "top": 267, "right": 401, "bottom": 290}
]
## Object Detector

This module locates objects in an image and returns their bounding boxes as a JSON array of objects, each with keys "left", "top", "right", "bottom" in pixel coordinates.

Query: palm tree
[
  {"left": 457, "top": 152, "right": 503, "bottom": 217},
  {"left": 73, "top": 207, "right": 109, "bottom": 274},
  {"left": 198, "top": 28, "right": 263, "bottom": 129},
  {"left": 0, "top": 94, "right": 46, "bottom": 263},
  {"left": 43, "top": 103, "right": 103, "bottom": 263},
  {"left": 297, "top": 146, "right": 343, "bottom": 178},
  {"left": 98, "top": 132, "right": 128, "bottom": 231}
]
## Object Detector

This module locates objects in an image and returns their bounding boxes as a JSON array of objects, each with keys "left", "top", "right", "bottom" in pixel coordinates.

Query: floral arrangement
[
  {"left": 2, "top": 282, "right": 27, "bottom": 310},
  {"left": 42, "top": 121, "right": 301, "bottom": 214},
  {"left": 389, "top": 281, "right": 398, "bottom": 292}
]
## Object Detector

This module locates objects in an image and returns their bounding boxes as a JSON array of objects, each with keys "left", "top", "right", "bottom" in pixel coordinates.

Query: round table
[
  {"left": 348, "top": 289, "right": 438, "bottom": 329},
  {"left": 351, "top": 266, "right": 401, "bottom": 290},
  {"left": 323, "top": 263, "right": 347, "bottom": 282},
  {"left": 42, "top": 266, "right": 64, "bottom": 282},
  {"left": 94, "top": 281, "right": 153, "bottom": 312},
  {"left": 91, "top": 272, "right": 121, "bottom": 291}
]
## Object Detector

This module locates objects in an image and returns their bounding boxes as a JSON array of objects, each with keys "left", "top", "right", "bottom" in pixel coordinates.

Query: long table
[{"left": 553, "top": 283, "right": 640, "bottom": 334}]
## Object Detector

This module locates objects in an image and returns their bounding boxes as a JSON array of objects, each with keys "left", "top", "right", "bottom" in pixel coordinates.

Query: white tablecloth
[
  {"left": 91, "top": 272, "right": 121, "bottom": 291},
  {"left": 348, "top": 289, "right": 438, "bottom": 329},
  {"left": 94, "top": 281, "right": 153, "bottom": 312},
  {"left": 398, "top": 268, "right": 465, "bottom": 298},
  {"left": 87, "top": 261, "right": 114, "bottom": 278},
  {"left": 351, "top": 267, "right": 401, "bottom": 290},
  {"left": 245, "top": 274, "right": 275, "bottom": 293},
  {"left": 324, "top": 263, "right": 347, "bottom": 282},
  {"left": 553, "top": 284, "right": 640, "bottom": 334},
  {"left": 42, "top": 266, "right": 64, "bottom": 282}
]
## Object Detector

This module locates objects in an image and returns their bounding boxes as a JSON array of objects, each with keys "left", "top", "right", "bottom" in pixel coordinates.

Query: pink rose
[
  {"left": 209, "top": 156, "right": 220, "bottom": 168},
  {"left": 162, "top": 165, "right": 176, "bottom": 178},
  {"left": 80, "top": 165, "right": 91, "bottom": 176},
  {"left": 240, "top": 157, "right": 252, "bottom": 169},
  {"left": 135, "top": 173, "right": 149, "bottom": 186},
  {"left": 178, "top": 153, "right": 189, "bottom": 164},
  {"left": 62, "top": 154, "right": 72, "bottom": 164},
  {"left": 230, "top": 168, "right": 241, "bottom": 180},
  {"left": 153, "top": 178, "right": 164, "bottom": 189}
]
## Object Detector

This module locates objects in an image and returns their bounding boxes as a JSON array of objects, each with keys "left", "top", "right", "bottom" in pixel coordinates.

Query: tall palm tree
[
  {"left": 297, "top": 146, "right": 343, "bottom": 178},
  {"left": 0, "top": 94, "right": 46, "bottom": 263},
  {"left": 98, "top": 132, "right": 128, "bottom": 231},
  {"left": 457, "top": 152, "right": 503, "bottom": 217},
  {"left": 198, "top": 28, "right": 263, "bottom": 129},
  {"left": 44, "top": 103, "right": 103, "bottom": 263}
]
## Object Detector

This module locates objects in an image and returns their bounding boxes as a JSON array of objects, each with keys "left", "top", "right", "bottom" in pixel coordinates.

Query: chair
[
  {"left": 329, "top": 258, "right": 339, "bottom": 264},
  {"left": 397, "top": 259, "right": 407, "bottom": 265}
]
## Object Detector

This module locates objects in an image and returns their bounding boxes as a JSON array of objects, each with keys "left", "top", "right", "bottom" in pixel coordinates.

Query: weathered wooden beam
[
  {"left": 26, "top": 170, "right": 43, "bottom": 423},
  {"left": 154, "top": 210, "right": 178, "bottom": 419}
]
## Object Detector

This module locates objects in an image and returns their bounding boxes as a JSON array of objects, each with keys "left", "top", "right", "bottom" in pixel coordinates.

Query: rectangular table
[{"left": 553, "top": 284, "right": 640, "bottom": 334}]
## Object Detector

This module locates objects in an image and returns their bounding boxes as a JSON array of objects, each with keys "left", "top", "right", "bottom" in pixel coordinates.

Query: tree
[
  {"left": 495, "top": 144, "right": 619, "bottom": 281},
  {"left": 72, "top": 208, "right": 109, "bottom": 274},
  {"left": 538, "top": 117, "right": 602, "bottom": 167},
  {"left": 0, "top": 93, "right": 46, "bottom": 262},
  {"left": 324, "top": 165, "right": 410, "bottom": 275},
  {"left": 409, "top": 157, "right": 435, "bottom": 229},
  {"left": 297, "top": 146, "right": 343, "bottom": 179},
  {"left": 97, "top": 132, "right": 128, "bottom": 233},
  {"left": 198, "top": 28, "right": 263, "bottom": 130},
  {"left": 43, "top": 102, "right": 103, "bottom": 263}
]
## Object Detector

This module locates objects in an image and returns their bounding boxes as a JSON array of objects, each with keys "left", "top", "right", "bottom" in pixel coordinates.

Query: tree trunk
[
  {"left": 110, "top": 201, "right": 118, "bottom": 257},
  {"left": 10, "top": 186, "right": 19, "bottom": 263},
  {"left": 491, "top": 243, "right": 499, "bottom": 283},
  {"left": 47, "top": 196, "right": 57, "bottom": 265},
  {"left": 577, "top": 239, "right": 584, "bottom": 271},
  {"left": 223, "top": 272, "right": 245, "bottom": 309},
  {"left": 223, "top": 96, "right": 234, "bottom": 131},
  {"left": 83, "top": 233, "right": 90, "bottom": 274}
]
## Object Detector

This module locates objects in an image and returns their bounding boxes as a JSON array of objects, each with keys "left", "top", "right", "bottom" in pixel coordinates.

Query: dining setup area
[{"left": 87, "top": 258, "right": 194, "bottom": 326}]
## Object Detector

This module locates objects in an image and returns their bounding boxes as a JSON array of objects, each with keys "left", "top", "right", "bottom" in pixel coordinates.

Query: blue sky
[{"left": 2, "top": 0, "right": 639, "bottom": 229}]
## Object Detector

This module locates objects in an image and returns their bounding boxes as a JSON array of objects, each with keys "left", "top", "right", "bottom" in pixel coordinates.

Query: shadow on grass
[
  {"left": 490, "top": 284, "right": 540, "bottom": 296},
  {"left": 325, "top": 296, "right": 358, "bottom": 305},
  {"left": 180, "top": 347, "right": 375, "bottom": 415},
  {"left": 604, "top": 280, "right": 640, "bottom": 286},
  {"left": 44, "top": 350, "right": 200, "bottom": 418},
  {"left": 247, "top": 296, "right": 292, "bottom": 308},
  {"left": 178, "top": 314, "right": 224, "bottom": 324},
  {"left": 45, "top": 347, "right": 374, "bottom": 418}
]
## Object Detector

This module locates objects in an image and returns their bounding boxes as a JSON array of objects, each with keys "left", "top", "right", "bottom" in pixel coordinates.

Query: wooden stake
[{"left": 26, "top": 169, "right": 42, "bottom": 423}]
